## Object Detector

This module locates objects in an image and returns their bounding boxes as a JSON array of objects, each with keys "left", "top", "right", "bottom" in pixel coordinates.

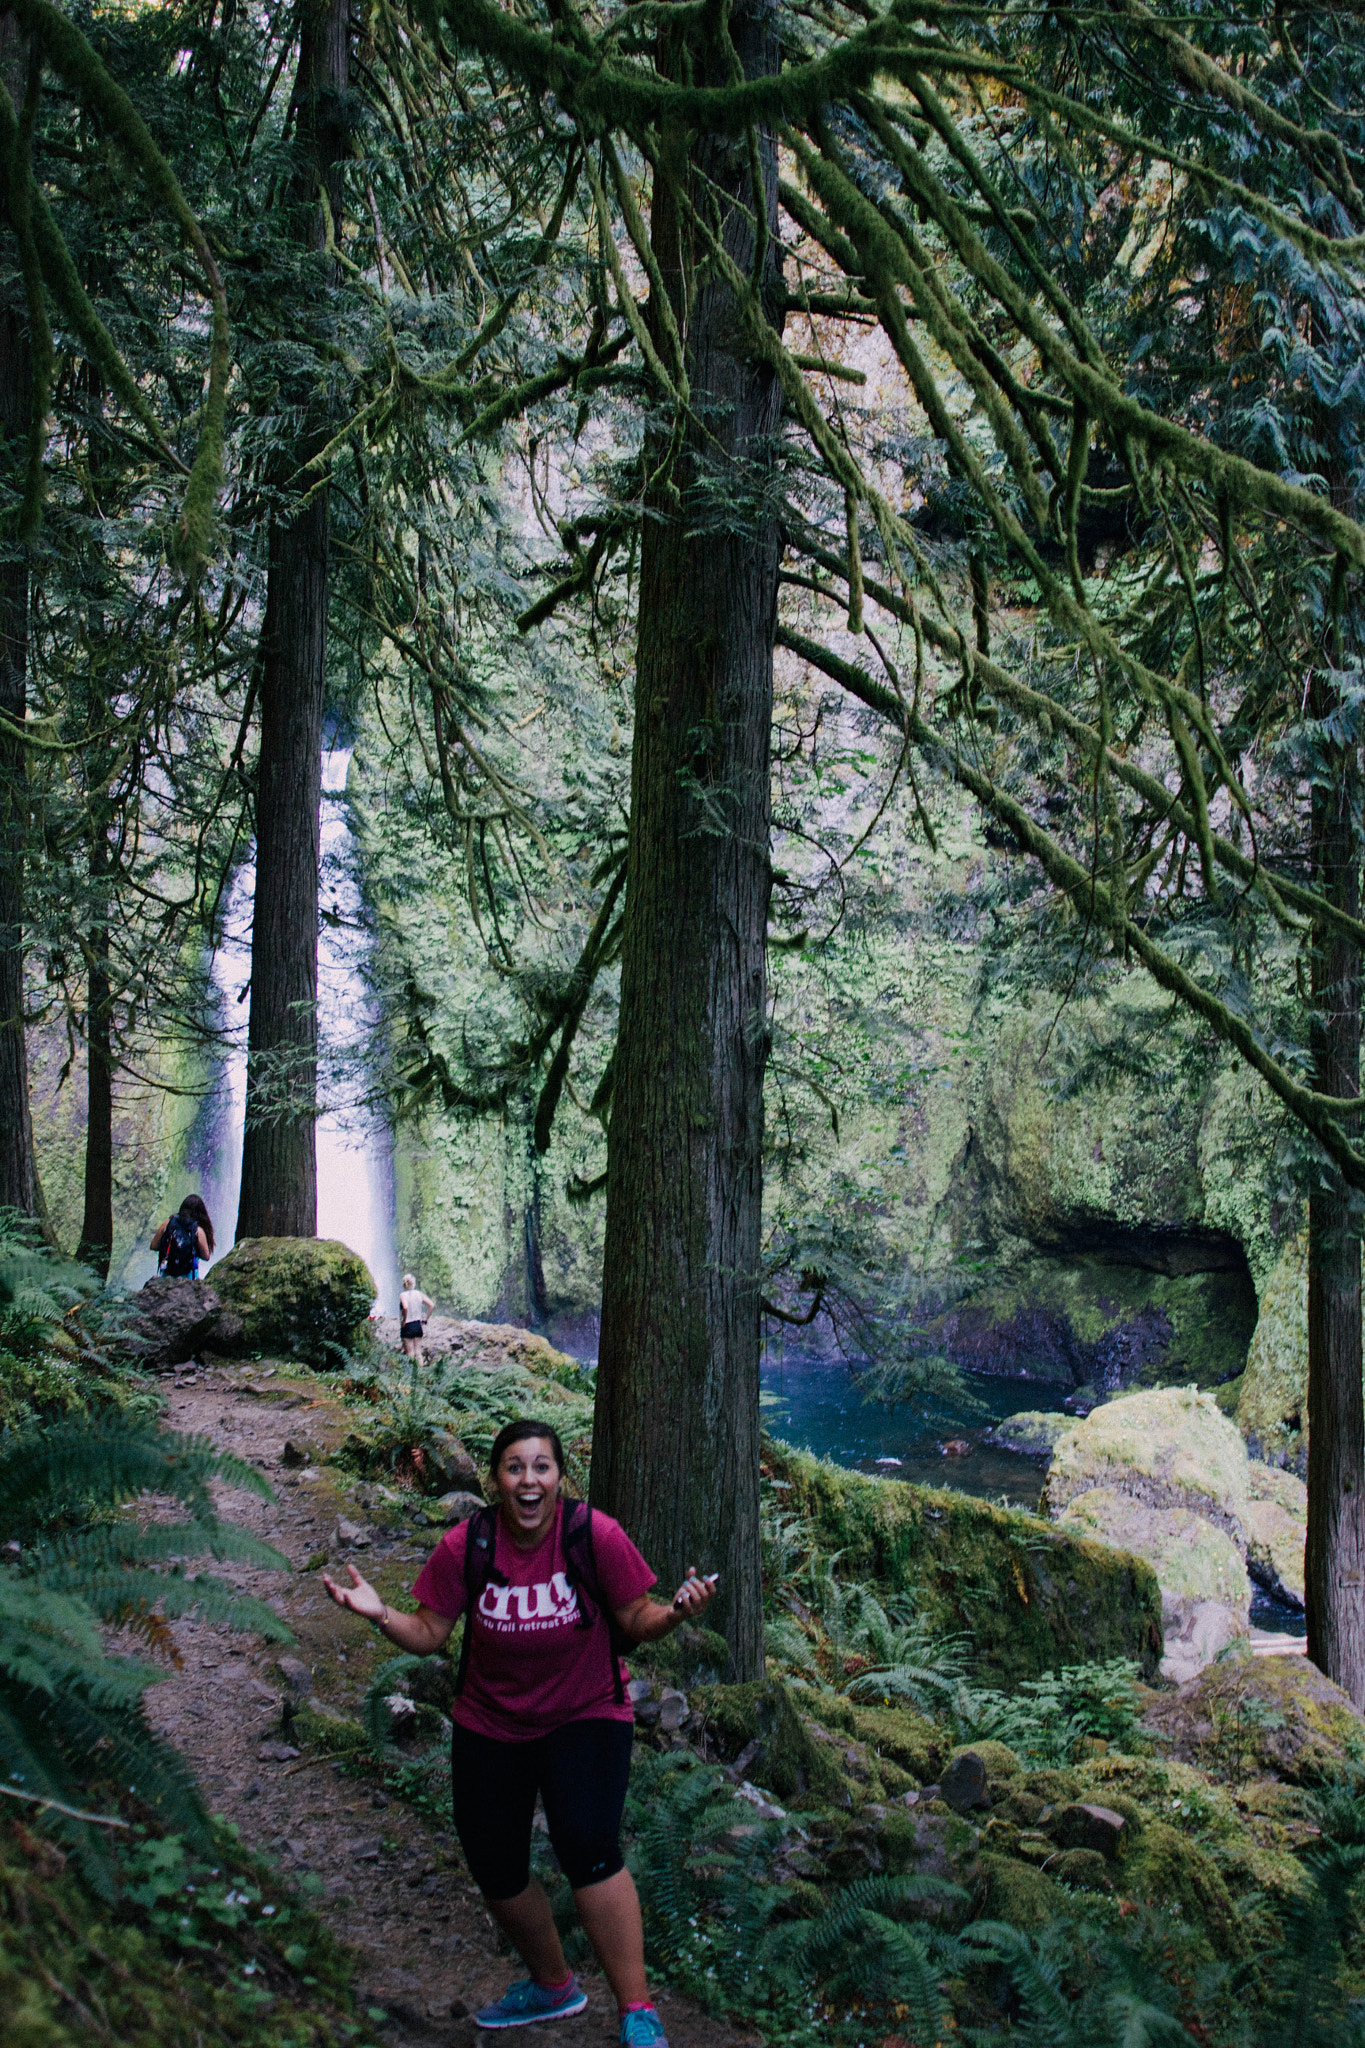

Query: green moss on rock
[
  {"left": 1044, "top": 1387, "right": 1252, "bottom": 1542},
  {"left": 690, "top": 1682, "right": 849, "bottom": 1806},
  {"left": 1237, "top": 1234, "right": 1308, "bottom": 1472},
  {"left": 1142, "top": 1655, "right": 1365, "bottom": 1786},
  {"left": 949, "top": 1738, "right": 1022, "bottom": 1784},
  {"left": 975, "top": 1850, "right": 1067, "bottom": 1929},
  {"left": 1126, "top": 1821, "right": 1242, "bottom": 1956},
  {"left": 1245, "top": 1465, "right": 1306, "bottom": 1607},
  {"left": 209, "top": 1239, "right": 376, "bottom": 1365},
  {"left": 811, "top": 1698, "right": 947, "bottom": 1784},
  {"left": 768, "top": 1441, "right": 1163, "bottom": 1683}
]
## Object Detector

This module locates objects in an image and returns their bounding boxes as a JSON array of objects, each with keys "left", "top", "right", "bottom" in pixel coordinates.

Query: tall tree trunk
[
  {"left": 77, "top": 840, "right": 113, "bottom": 1279},
  {"left": 1306, "top": 735, "right": 1365, "bottom": 1703},
  {"left": 236, "top": 0, "right": 348, "bottom": 1242},
  {"left": 590, "top": 0, "right": 783, "bottom": 1678},
  {"left": 0, "top": 8, "right": 38, "bottom": 1223}
]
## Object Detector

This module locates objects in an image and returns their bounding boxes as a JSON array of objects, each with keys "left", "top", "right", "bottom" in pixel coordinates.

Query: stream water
[
  {"left": 761, "top": 1344, "right": 1308, "bottom": 1635},
  {"left": 761, "top": 1342, "right": 1070, "bottom": 1510},
  {"left": 193, "top": 748, "right": 400, "bottom": 1312}
]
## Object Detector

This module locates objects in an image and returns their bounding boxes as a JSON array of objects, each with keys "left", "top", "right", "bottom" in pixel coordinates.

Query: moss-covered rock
[
  {"left": 1245, "top": 1464, "right": 1306, "bottom": 1609},
  {"left": 949, "top": 1738, "right": 1022, "bottom": 1785},
  {"left": 986, "top": 1411, "right": 1072, "bottom": 1457},
  {"left": 768, "top": 1441, "right": 1163, "bottom": 1683},
  {"left": 1050, "top": 1845, "right": 1112, "bottom": 1891},
  {"left": 1125, "top": 1821, "right": 1242, "bottom": 1956},
  {"left": 1237, "top": 1234, "right": 1308, "bottom": 1472},
  {"left": 1142, "top": 1654, "right": 1365, "bottom": 1786},
  {"left": 1044, "top": 1386, "right": 1252, "bottom": 1544},
  {"left": 804, "top": 1695, "right": 947, "bottom": 1784},
  {"left": 975, "top": 1850, "right": 1067, "bottom": 1928},
  {"left": 691, "top": 1682, "right": 851, "bottom": 1806},
  {"left": 208, "top": 1238, "right": 376, "bottom": 1364},
  {"left": 1054, "top": 1486, "right": 1250, "bottom": 1682}
]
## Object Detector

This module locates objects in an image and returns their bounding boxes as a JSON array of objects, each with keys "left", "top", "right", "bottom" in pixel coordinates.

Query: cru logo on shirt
[{"left": 477, "top": 1573, "right": 579, "bottom": 1632}]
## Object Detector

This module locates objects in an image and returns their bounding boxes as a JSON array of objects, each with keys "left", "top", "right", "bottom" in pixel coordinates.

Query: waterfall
[{"left": 194, "top": 748, "right": 399, "bottom": 1312}]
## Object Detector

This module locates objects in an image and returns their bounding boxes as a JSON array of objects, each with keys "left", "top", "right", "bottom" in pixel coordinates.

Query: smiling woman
[{"left": 321, "top": 1417, "right": 719, "bottom": 2048}]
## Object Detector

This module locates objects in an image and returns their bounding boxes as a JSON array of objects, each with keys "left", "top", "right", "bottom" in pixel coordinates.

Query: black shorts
[
  {"left": 400, "top": 1321, "right": 424, "bottom": 1339},
  {"left": 449, "top": 1717, "right": 633, "bottom": 1899}
]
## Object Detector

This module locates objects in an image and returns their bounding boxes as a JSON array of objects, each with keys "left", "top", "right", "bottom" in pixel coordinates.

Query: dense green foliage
[{"left": 0, "top": 1401, "right": 289, "bottom": 1886}]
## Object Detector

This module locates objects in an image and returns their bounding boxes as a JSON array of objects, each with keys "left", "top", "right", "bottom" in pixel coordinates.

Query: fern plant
[
  {"left": 960, "top": 1916, "right": 1198, "bottom": 2047},
  {"left": 624, "top": 1749, "right": 966, "bottom": 2040},
  {"left": 950, "top": 1660, "right": 1144, "bottom": 1766},
  {"left": 0, "top": 1411, "right": 291, "bottom": 1889}
]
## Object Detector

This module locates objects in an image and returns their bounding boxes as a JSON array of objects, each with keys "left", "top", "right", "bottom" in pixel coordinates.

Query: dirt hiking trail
[{"left": 145, "top": 1362, "right": 758, "bottom": 2048}]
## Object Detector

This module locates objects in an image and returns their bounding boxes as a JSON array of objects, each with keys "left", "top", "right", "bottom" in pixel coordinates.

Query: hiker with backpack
[
  {"left": 150, "top": 1194, "right": 215, "bottom": 1279},
  {"left": 320, "top": 1415, "right": 717, "bottom": 2048}
]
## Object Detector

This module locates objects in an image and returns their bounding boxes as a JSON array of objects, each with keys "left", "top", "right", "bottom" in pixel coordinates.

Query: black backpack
[
  {"left": 160, "top": 1213, "right": 198, "bottom": 1277},
  {"left": 454, "top": 1500, "right": 629, "bottom": 1704}
]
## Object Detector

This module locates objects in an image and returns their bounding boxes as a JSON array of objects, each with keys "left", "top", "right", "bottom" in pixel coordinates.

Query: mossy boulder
[
  {"left": 1245, "top": 1464, "right": 1306, "bottom": 1609},
  {"left": 767, "top": 1441, "right": 1163, "bottom": 1684},
  {"left": 691, "top": 1682, "right": 849, "bottom": 1806},
  {"left": 208, "top": 1237, "right": 376, "bottom": 1365},
  {"left": 949, "top": 1738, "right": 1022, "bottom": 1785},
  {"left": 806, "top": 1695, "right": 947, "bottom": 1784},
  {"left": 976, "top": 1851, "right": 1066, "bottom": 1929},
  {"left": 1126, "top": 1822, "right": 1242, "bottom": 1955},
  {"left": 986, "top": 1411, "right": 1072, "bottom": 1457},
  {"left": 1054, "top": 1486, "right": 1250, "bottom": 1682},
  {"left": 1043, "top": 1386, "right": 1251, "bottom": 1545},
  {"left": 1142, "top": 1654, "right": 1365, "bottom": 1786},
  {"left": 1237, "top": 1234, "right": 1308, "bottom": 1472}
]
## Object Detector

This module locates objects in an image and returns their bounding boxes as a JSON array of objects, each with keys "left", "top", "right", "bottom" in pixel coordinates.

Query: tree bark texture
[
  {"left": 591, "top": 0, "right": 783, "bottom": 1679},
  {"left": 77, "top": 840, "right": 113, "bottom": 1278},
  {"left": 237, "top": 0, "right": 349, "bottom": 1242},
  {"left": 0, "top": 8, "right": 38, "bottom": 1222},
  {"left": 1306, "top": 738, "right": 1365, "bottom": 1704}
]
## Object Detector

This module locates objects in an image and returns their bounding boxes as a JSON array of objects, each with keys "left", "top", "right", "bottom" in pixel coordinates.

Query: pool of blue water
[
  {"left": 760, "top": 1344, "right": 1070, "bottom": 1508},
  {"left": 760, "top": 1346, "right": 1309, "bottom": 1637}
]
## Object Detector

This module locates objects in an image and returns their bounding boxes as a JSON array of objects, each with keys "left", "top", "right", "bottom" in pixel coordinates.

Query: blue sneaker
[
  {"left": 620, "top": 2010, "right": 669, "bottom": 2048},
  {"left": 475, "top": 1975, "right": 588, "bottom": 2029}
]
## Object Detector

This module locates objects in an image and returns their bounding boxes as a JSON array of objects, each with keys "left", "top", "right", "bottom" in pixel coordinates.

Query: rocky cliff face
[{"left": 350, "top": 682, "right": 1297, "bottom": 1403}]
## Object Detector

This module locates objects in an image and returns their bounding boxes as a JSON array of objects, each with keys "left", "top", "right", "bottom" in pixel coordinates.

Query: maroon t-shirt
[{"left": 411, "top": 1502, "right": 656, "bottom": 1741}]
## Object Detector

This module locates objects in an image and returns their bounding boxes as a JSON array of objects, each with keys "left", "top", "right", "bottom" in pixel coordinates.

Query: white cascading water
[{"left": 194, "top": 748, "right": 399, "bottom": 1312}]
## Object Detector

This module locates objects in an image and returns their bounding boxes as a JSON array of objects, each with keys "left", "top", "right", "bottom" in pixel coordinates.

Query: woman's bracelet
[{"left": 374, "top": 1605, "right": 389, "bottom": 1634}]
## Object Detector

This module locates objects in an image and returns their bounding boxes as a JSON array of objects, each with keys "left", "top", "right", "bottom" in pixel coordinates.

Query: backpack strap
[
  {"left": 562, "top": 1501, "right": 627, "bottom": 1706},
  {"left": 453, "top": 1504, "right": 501, "bottom": 1697}
]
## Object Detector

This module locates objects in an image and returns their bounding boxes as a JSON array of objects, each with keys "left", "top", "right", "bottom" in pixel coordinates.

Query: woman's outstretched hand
[
  {"left": 670, "top": 1565, "right": 719, "bottom": 1618},
  {"left": 321, "top": 1562, "right": 385, "bottom": 1622}
]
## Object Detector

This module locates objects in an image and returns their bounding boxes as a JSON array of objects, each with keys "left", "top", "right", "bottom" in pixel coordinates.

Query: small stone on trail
[
  {"left": 335, "top": 1516, "right": 369, "bottom": 1548},
  {"left": 626, "top": 1677, "right": 654, "bottom": 1705},
  {"left": 659, "top": 1688, "right": 688, "bottom": 1732},
  {"left": 281, "top": 1440, "right": 311, "bottom": 1467},
  {"left": 276, "top": 1656, "right": 314, "bottom": 1696},
  {"left": 346, "top": 1838, "right": 383, "bottom": 1861},
  {"left": 939, "top": 1751, "right": 991, "bottom": 1813},
  {"left": 257, "top": 1740, "right": 300, "bottom": 1762}
]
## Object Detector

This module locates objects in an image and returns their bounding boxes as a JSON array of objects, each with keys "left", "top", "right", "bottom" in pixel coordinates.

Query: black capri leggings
[{"left": 450, "top": 1717, "right": 634, "bottom": 1900}]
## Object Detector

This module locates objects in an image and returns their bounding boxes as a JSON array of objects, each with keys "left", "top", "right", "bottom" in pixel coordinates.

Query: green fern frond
[{"left": 30, "top": 1515, "right": 289, "bottom": 1576}]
